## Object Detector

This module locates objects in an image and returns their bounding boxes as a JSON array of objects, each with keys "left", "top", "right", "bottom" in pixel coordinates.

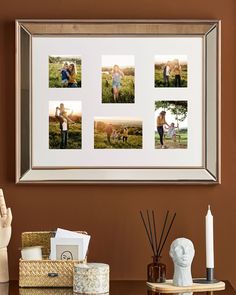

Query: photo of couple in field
[
  {"left": 49, "top": 101, "right": 82, "bottom": 149},
  {"left": 154, "top": 55, "right": 188, "bottom": 88},
  {"left": 49, "top": 56, "right": 82, "bottom": 88},
  {"left": 102, "top": 55, "right": 135, "bottom": 103},
  {"left": 155, "top": 100, "right": 188, "bottom": 149},
  {"left": 94, "top": 117, "right": 142, "bottom": 149}
]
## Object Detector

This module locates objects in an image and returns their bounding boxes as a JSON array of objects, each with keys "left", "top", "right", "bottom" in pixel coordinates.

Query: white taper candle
[{"left": 206, "top": 205, "right": 214, "bottom": 268}]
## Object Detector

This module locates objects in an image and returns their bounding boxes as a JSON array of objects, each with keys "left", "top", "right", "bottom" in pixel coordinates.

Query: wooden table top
[{"left": 0, "top": 280, "right": 235, "bottom": 295}]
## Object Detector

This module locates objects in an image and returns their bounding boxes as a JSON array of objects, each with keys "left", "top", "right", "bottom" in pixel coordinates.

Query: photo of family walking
[
  {"left": 101, "top": 55, "right": 135, "bottom": 103},
  {"left": 154, "top": 55, "right": 188, "bottom": 87},
  {"left": 155, "top": 100, "right": 188, "bottom": 149},
  {"left": 49, "top": 101, "right": 82, "bottom": 149},
  {"left": 49, "top": 55, "right": 82, "bottom": 88},
  {"left": 94, "top": 117, "right": 142, "bottom": 149}
]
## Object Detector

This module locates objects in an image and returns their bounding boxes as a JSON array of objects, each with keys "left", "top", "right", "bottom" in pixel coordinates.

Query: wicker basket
[
  {"left": 19, "top": 287, "right": 73, "bottom": 295},
  {"left": 19, "top": 231, "right": 87, "bottom": 287}
]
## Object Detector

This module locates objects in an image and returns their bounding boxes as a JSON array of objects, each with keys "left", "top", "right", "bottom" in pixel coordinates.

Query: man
[
  {"left": 163, "top": 61, "right": 171, "bottom": 87},
  {"left": 105, "top": 124, "right": 113, "bottom": 145},
  {"left": 60, "top": 117, "right": 68, "bottom": 149}
]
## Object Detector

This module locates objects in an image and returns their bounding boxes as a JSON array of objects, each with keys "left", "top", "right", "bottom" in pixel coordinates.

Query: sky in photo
[
  {"left": 155, "top": 106, "right": 188, "bottom": 129},
  {"left": 102, "top": 55, "right": 135, "bottom": 68},
  {"left": 154, "top": 55, "right": 187, "bottom": 64},
  {"left": 49, "top": 101, "right": 82, "bottom": 116}
]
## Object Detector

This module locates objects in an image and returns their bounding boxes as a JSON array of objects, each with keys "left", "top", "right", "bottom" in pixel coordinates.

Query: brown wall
[{"left": 0, "top": 0, "right": 236, "bottom": 287}]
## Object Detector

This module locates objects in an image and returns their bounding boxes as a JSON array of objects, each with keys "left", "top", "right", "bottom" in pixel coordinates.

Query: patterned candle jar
[{"left": 73, "top": 263, "right": 109, "bottom": 294}]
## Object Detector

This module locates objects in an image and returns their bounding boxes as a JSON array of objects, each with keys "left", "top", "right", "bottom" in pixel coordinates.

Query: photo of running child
[
  {"left": 49, "top": 55, "right": 82, "bottom": 88},
  {"left": 101, "top": 55, "right": 135, "bottom": 103}
]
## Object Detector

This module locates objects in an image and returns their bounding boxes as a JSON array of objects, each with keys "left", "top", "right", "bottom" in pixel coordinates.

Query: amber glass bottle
[{"left": 147, "top": 256, "right": 166, "bottom": 283}]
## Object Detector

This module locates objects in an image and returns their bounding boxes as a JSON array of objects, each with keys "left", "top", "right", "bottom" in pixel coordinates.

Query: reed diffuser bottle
[
  {"left": 140, "top": 210, "right": 176, "bottom": 283},
  {"left": 147, "top": 255, "right": 166, "bottom": 283}
]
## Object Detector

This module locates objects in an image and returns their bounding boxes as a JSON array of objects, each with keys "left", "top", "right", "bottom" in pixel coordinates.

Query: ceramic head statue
[
  {"left": 0, "top": 189, "right": 12, "bottom": 282},
  {"left": 169, "top": 238, "right": 195, "bottom": 287}
]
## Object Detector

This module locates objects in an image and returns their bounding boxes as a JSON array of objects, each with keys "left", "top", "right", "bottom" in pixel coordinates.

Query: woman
[
  {"left": 68, "top": 63, "right": 78, "bottom": 88},
  {"left": 111, "top": 65, "right": 124, "bottom": 102},
  {"left": 156, "top": 111, "right": 170, "bottom": 148},
  {"left": 173, "top": 59, "right": 182, "bottom": 87}
]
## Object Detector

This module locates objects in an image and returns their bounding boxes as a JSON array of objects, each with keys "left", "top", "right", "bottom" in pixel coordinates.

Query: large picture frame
[{"left": 16, "top": 20, "right": 221, "bottom": 184}]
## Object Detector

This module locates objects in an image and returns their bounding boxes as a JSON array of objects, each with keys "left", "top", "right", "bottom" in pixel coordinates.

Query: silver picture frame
[{"left": 15, "top": 19, "right": 221, "bottom": 184}]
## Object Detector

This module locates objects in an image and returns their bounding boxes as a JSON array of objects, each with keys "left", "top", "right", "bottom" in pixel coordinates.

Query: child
[
  {"left": 61, "top": 62, "right": 69, "bottom": 87},
  {"left": 55, "top": 103, "right": 74, "bottom": 134},
  {"left": 117, "top": 130, "right": 122, "bottom": 142},
  {"left": 111, "top": 65, "right": 124, "bottom": 102},
  {"left": 167, "top": 122, "right": 179, "bottom": 142},
  {"left": 123, "top": 127, "right": 128, "bottom": 143},
  {"left": 59, "top": 103, "right": 74, "bottom": 123},
  {"left": 111, "top": 130, "right": 117, "bottom": 142}
]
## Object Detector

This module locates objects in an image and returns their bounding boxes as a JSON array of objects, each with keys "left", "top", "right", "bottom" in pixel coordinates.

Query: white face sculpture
[{"left": 170, "top": 238, "right": 195, "bottom": 268}]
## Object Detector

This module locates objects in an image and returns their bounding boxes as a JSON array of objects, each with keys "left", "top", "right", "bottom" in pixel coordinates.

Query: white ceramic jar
[
  {"left": 73, "top": 263, "right": 109, "bottom": 294},
  {"left": 21, "top": 246, "right": 43, "bottom": 260}
]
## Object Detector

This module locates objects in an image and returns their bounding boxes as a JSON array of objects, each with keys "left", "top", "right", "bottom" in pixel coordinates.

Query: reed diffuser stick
[
  {"left": 140, "top": 211, "right": 155, "bottom": 256},
  {"left": 158, "top": 213, "right": 177, "bottom": 257},
  {"left": 140, "top": 209, "right": 176, "bottom": 260},
  {"left": 156, "top": 210, "right": 169, "bottom": 256},
  {"left": 147, "top": 210, "right": 155, "bottom": 254},
  {"left": 152, "top": 210, "right": 158, "bottom": 256}
]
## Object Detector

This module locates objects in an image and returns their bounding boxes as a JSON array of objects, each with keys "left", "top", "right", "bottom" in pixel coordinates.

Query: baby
[{"left": 61, "top": 62, "right": 70, "bottom": 87}]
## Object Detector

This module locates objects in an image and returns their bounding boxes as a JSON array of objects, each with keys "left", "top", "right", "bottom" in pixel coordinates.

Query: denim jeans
[
  {"left": 175, "top": 75, "right": 181, "bottom": 87},
  {"left": 157, "top": 126, "right": 164, "bottom": 146},
  {"left": 60, "top": 131, "right": 68, "bottom": 149}
]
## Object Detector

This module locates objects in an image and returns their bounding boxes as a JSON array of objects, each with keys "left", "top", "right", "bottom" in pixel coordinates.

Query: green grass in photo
[
  {"left": 154, "top": 64, "right": 187, "bottom": 87},
  {"left": 102, "top": 67, "right": 135, "bottom": 103},
  {"left": 49, "top": 120, "right": 82, "bottom": 149},
  {"left": 155, "top": 129, "right": 188, "bottom": 149},
  {"left": 94, "top": 120, "right": 142, "bottom": 149}
]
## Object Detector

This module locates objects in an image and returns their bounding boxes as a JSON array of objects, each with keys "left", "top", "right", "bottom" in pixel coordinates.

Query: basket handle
[{"left": 48, "top": 272, "right": 59, "bottom": 278}]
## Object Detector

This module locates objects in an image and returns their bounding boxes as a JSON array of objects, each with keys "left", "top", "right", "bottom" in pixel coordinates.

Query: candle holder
[{"left": 193, "top": 268, "right": 218, "bottom": 284}]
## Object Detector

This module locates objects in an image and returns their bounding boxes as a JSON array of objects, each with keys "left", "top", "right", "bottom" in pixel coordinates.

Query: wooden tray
[{"left": 147, "top": 279, "right": 225, "bottom": 293}]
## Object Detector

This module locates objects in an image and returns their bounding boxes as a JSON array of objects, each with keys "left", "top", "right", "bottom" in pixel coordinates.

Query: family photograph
[
  {"left": 94, "top": 117, "right": 142, "bottom": 149},
  {"left": 155, "top": 100, "right": 188, "bottom": 149},
  {"left": 49, "top": 55, "right": 82, "bottom": 88},
  {"left": 49, "top": 101, "right": 82, "bottom": 149},
  {"left": 154, "top": 55, "right": 188, "bottom": 88},
  {"left": 102, "top": 55, "right": 135, "bottom": 103}
]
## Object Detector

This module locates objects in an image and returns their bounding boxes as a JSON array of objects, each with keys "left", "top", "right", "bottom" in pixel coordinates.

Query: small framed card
[{"left": 50, "top": 238, "right": 84, "bottom": 261}]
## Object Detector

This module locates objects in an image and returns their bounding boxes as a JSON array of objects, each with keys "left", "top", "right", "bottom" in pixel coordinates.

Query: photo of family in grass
[
  {"left": 49, "top": 55, "right": 82, "bottom": 88},
  {"left": 155, "top": 100, "right": 188, "bottom": 149},
  {"left": 154, "top": 55, "right": 188, "bottom": 88},
  {"left": 102, "top": 55, "right": 135, "bottom": 103},
  {"left": 94, "top": 117, "right": 142, "bottom": 149},
  {"left": 49, "top": 101, "right": 82, "bottom": 149}
]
